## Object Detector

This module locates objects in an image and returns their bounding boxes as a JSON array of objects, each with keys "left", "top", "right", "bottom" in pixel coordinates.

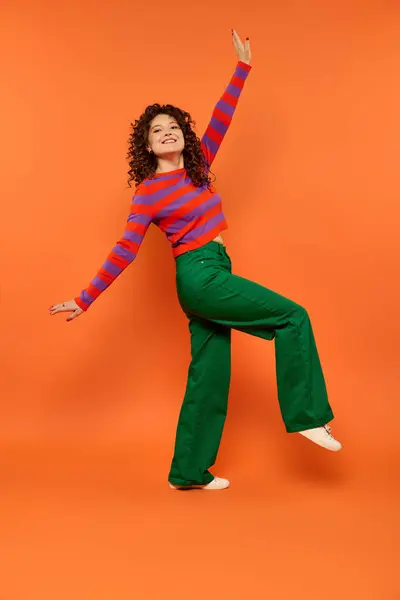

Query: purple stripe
[
  {"left": 227, "top": 82, "right": 241, "bottom": 99},
  {"left": 180, "top": 211, "right": 226, "bottom": 243},
  {"left": 102, "top": 259, "right": 122, "bottom": 277},
  {"left": 216, "top": 99, "right": 235, "bottom": 118},
  {"left": 137, "top": 179, "right": 185, "bottom": 206},
  {"left": 127, "top": 211, "right": 152, "bottom": 225},
  {"left": 210, "top": 115, "right": 228, "bottom": 136},
  {"left": 123, "top": 230, "right": 144, "bottom": 245},
  {"left": 157, "top": 188, "right": 205, "bottom": 221},
  {"left": 201, "top": 134, "right": 218, "bottom": 159},
  {"left": 81, "top": 290, "right": 95, "bottom": 305},
  {"left": 167, "top": 194, "right": 221, "bottom": 234},
  {"left": 235, "top": 65, "right": 249, "bottom": 80},
  {"left": 113, "top": 244, "right": 136, "bottom": 263},
  {"left": 92, "top": 275, "right": 108, "bottom": 292}
]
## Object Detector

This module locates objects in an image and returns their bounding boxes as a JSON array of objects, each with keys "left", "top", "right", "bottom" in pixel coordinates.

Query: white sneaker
[
  {"left": 298, "top": 424, "right": 342, "bottom": 451},
  {"left": 169, "top": 477, "right": 230, "bottom": 490}
]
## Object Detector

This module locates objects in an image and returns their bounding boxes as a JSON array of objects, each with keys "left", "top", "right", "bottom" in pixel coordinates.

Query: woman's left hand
[{"left": 232, "top": 29, "right": 251, "bottom": 65}]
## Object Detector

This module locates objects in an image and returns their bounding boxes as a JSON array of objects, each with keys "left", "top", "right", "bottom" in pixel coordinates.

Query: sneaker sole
[
  {"left": 299, "top": 433, "right": 342, "bottom": 451},
  {"left": 168, "top": 482, "right": 230, "bottom": 490}
]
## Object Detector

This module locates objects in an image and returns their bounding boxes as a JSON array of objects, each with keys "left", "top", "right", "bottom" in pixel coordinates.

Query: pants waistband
[
  {"left": 175, "top": 241, "right": 229, "bottom": 261},
  {"left": 204, "top": 241, "right": 229, "bottom": 255}
]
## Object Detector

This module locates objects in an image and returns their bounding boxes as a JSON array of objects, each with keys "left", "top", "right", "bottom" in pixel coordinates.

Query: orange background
[{"left": 1, "top": 0, "right": 399, "bottom": 598}]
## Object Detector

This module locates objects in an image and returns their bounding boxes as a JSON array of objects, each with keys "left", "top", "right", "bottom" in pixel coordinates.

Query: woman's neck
[{"left": 155, "top": 154, "right": 184, "bottom": 174}]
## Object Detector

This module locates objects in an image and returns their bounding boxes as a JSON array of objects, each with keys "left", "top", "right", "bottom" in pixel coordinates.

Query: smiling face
[{"left": 147, "top": 113, "right": 185, "bottom": 157}]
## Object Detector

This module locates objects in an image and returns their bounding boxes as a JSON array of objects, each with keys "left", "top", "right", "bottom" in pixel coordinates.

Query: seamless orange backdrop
[{"left": 1, "top": 1, "right": 399, "bottom": 599}]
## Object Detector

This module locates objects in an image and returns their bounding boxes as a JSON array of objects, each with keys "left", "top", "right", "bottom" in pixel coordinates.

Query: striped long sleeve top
[{"left": 75, "top": 61, "right": 252, "bottom": 311}]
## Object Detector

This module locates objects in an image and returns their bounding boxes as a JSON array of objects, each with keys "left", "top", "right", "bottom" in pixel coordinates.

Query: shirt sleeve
[
  {"left": 200, "top": 61, "right": 252, "bottom": 168},
  {"left": 74, "top": 193, "right": 152, "bottom": 311}
]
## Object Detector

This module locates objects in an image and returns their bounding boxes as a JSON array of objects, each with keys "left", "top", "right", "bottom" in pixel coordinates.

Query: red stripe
[
  {"left": 97, "top": 269, "right": 115, "bottom": 285},
  {"left": 231, "top": 74, "right": 244, "bottom": 89},
  {"left": 129, "top": 202, "right": 153, "bottom": 217},
  {"left": 120, "top": 238, "right": 140, "bottom": 254},
  {"left": 221, "top": 91, "right": 238, "bottom": 108},
  {"left": 97, "top": 269, "right": 115, "bottom": 286},
  {"left": 126, "top": 221, "right": 147, "bottom": 235},
  {"left": 213, "top": 106, "right": 231, "bottom": 126},
  {"left": 108, "top": 252, "right": 134, "bottom": 270},
  {"left": 87, "top": 284, "right": 103, "bottom": 300}
]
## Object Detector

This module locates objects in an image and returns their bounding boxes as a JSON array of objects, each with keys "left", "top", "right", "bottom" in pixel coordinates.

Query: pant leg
[
  {"left": 175, "top": 243, "right": 334, "bottom": 434},
  {"left": 168, "top": 316, "right": 231, "bottom": 487}
]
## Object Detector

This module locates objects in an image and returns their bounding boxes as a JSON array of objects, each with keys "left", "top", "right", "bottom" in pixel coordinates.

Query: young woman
[{"left": 50, "top": 30, "right": 342, "bottom": 491}]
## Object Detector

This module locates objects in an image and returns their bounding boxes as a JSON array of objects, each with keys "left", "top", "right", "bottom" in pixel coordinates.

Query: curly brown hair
[{"left": 127, "top": 104, "right": 215, "bottom": 189}]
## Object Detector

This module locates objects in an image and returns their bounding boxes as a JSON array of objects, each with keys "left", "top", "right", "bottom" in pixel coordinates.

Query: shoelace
[{"left": 324, "top": 425, "right": 333, "bottom": 438}]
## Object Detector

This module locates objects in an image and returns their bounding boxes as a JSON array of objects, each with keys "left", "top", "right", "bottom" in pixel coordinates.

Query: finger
[
  {"left": 66, "top": 311, "right": 79, "bottom": 322},
  {"left": 232, "top": 29, "right": 243, "bottom": 49},
  {"left": 231, "top": 29, "right": 237, "bottom": 48},
  {"left": 49, "top": 305, "right": 61, "bottom": 314},
  {"left": 244, "top": 38, "right": 251, "bottom": 60},
  {"left": 232, "top": 29, "right": 241, "bottom": 43}
]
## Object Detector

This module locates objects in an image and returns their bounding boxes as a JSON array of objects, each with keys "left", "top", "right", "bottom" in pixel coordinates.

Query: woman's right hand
[{"left": 49, "top": 299, "right": 84, "bottom": 322}]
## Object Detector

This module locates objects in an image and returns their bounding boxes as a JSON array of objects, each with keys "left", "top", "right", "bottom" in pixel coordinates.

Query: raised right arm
[{"left": 200, "top": 61, "right": 252, "bottom": 169}]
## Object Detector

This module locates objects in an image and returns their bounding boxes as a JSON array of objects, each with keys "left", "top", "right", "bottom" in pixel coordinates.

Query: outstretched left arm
[{"left": 201, "top": 30, "right": 252, "bottom": 168}]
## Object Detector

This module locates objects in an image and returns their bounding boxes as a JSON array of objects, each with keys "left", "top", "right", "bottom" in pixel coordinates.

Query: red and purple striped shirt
[{"left": 75, "top": 61, "right": 252, "bottom": 311}]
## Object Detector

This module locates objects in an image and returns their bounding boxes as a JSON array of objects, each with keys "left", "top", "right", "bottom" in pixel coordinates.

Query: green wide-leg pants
[{"left": 168, "top": 242, "right": 334, "bottom": 486}]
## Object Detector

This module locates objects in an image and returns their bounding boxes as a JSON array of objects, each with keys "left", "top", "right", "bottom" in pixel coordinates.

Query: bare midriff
[{"left": 213, "top": 234, "right": 225, "bottom": 246}]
